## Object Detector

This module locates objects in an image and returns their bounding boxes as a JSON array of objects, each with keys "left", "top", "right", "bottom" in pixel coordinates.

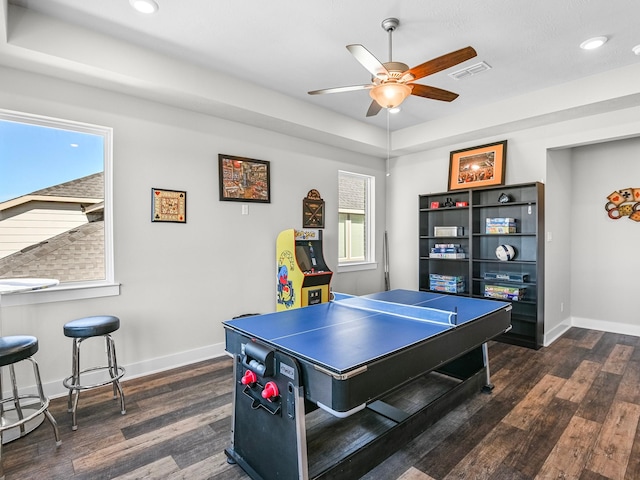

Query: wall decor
[
  {"left": 448, "top": 140, "right": 507, "bottom": 191},
  {"left": 151, "top": 188, "right": 186, "bottom": 223},
  {"left": 605, "top": 187, "right": 640, "bottom": 221},
  {"left": 218, "top": 154, "right": 270, "bottom": 203},
  {"left": 302, "top": 189, "right": 325, "bottom": 228}
]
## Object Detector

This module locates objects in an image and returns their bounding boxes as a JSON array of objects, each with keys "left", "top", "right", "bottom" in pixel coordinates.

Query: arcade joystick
[
  {"left": 241, "top": 370, "right": 258, "bottom": 386},
  {"left": 261, "top": 381, "right": 279, "bottom": 401},
  {"left": 309, "top": 242, "right": 317, "bottom": 266}
]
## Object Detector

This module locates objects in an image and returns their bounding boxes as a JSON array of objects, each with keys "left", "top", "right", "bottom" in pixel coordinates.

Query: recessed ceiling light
[
  {"left": 129, "top": 0, "right": 159, "bottom": 14},
  {"left": 580, "top": 36, "right": 607, "bottom": 50},
  {"left": 633, "top": 45, "right": 640, "bottom": 56}
]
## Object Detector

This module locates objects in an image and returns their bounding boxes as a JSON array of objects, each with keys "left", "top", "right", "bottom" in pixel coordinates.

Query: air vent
[{"left": 448, "top": 61, "right": 492, "bottom": 80}]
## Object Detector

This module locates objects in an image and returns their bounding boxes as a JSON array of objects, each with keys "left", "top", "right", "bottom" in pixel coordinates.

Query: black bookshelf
[{"left": 419, "top": 182, "right": 544, "bottom": 349}]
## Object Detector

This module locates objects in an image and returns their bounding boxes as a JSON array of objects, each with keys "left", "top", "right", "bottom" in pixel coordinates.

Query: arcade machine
[{"left": 276, "top": 228, "right": 333, "bottom": 311}]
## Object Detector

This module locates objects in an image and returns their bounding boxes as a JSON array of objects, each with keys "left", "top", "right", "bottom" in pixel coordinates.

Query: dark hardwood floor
[{"left": 3, "top": 327, "right": 640, "bottom": 479}]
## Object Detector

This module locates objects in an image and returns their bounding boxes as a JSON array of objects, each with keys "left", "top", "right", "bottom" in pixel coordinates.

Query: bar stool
[
  {"left": 0, "top": 336, "right": 61, "bottom": 477},
  {"left": 62, "top": 315, "right": 126, "bottom": 430}
]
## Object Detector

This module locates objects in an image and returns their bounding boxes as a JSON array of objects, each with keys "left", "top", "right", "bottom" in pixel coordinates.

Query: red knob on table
[
  {"left": 241, "top": 370, "right": 257, "bottom": 385},
  {"left": 262, "top": 381, "right": 279, "bottom": 400}
]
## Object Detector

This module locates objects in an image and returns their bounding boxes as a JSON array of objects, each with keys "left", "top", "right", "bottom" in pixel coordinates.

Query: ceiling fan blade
[
  {"left": 308, "top": 84, "right": 372, "bottom": 95},
  {"left": 366, "top": 100, "right": 383, "bottom": 117},
  {"left": 346, "top": 44, "right": 389, "bottom": 78},
  {"left": 405, "top": 46, "right": 477, "bottom": 81},
  {"left": 411, "top": 84, "right": 459, "bottom": 102}
]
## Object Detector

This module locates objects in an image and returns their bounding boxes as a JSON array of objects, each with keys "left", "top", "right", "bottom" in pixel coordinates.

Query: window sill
[
  {"left": 0, "top": 281, "right": 120, "bottom": 307},
  {"left": 337, "top": 262, "right": 378, "bottom": 273}
]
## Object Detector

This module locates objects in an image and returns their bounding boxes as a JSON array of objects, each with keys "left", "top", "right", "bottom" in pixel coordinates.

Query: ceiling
[{"left": 2, "top": 0, "right": 640, "bottom": 154}]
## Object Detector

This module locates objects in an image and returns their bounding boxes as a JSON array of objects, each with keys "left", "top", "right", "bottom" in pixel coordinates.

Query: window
[
  {"left": 338, "top": 171, "right": 374, "bottom": 266},
  {"left": 0, "top": 109, "right": 114, "bottom": 292}
]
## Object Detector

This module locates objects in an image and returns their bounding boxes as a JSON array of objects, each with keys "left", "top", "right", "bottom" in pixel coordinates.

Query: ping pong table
[{"left": 223, "top": 289, "right": 512, "bottom": 480}]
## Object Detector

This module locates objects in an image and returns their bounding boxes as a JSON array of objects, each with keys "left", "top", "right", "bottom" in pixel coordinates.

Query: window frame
[
  {"left": 0, "top": 108, "right": 119, "bottom": 306},
  {"left": 337, "top": 170, "right": 376, "bottom": 272}
]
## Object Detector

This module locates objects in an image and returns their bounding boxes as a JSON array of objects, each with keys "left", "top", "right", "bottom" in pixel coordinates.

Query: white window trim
[
  {"left": 338, "top": 170, "right": 376, "bottom": 269},
  {"left": 337, "top": 261, "right": 378, "bottom": 273},
  {"left": 0, "top": 109, "right": 119, "bottom": 305},
  {"left": 0, "top": 282, "right": 120, "bottom": 307}
]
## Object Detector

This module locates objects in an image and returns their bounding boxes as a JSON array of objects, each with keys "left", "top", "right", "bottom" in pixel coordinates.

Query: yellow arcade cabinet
[{"left": 276, "top": 228, "right": 333, "bottom": 311}]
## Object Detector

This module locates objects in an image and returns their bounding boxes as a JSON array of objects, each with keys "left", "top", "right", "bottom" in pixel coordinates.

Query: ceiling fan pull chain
[{"left": 387, "top": 108, "right": 391, "bottom": 176}]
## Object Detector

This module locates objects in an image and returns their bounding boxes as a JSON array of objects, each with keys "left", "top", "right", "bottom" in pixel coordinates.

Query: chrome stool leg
[
  {"left": 9, "top": 365, "right": 25, "bottom": 437},
  {"left": 66, "top": 338, "right": 82, "bottom": 431},
  {"left": 107, "top": 335, "right": 126, "bottom": 415},
  {"left": 67, "top": 338, "right": 80, "bottom": 412},
  {"left": 31, "top": 357, "right": 61, "bottom": 446}
]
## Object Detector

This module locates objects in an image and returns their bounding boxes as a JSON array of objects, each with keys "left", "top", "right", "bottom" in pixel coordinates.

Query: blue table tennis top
[{"left": 223, "top": 289, "right": 510, "bottom": 374}]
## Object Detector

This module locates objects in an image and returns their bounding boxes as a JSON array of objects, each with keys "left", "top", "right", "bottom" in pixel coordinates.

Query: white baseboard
[
  {"left": 544, "top": 316, "right": 640, "bottom": 348},
  {"left": 43, "top": 341, "right": 229, "bottom": 399},
  {"left": 543, "top": 320, "right": 572, "bottom": 346},
  {"left": 544, "top": 317, "right": 640, "bottom": 347},
  {"left": 571, "top": 316, "right": 640, "bottom": 337}
]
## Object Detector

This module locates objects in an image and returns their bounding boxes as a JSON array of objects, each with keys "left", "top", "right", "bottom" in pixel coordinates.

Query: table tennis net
[{"left": 335, "top": 296, "right": 458, "bottom": 326}]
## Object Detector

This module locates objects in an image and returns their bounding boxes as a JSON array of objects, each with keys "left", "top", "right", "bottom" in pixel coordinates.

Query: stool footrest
[
  {"left": 0, "top": 395, "right": 51, "bottom": 434},
  {"left": 63, "top": 366, "right": 125, "bottom": 391}
]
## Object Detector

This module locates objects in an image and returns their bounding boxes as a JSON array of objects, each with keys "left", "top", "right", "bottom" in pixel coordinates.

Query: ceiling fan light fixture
[
  {"left": 129, "top": 0, "right": 159, "bottom": 14},
  {"left": 308, "top": 18, "right": 474, "bottom": 117},
  {"left": 370, "top": 83, "right": 412, "bottom": 109},
  {"left": 580, "top": 36, "right": 607, "bottom": 50}
]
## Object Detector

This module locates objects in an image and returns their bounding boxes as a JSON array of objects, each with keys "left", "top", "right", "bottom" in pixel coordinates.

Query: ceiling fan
[{"left": 308, "top": 18, "right": 477, "bottom": 117}]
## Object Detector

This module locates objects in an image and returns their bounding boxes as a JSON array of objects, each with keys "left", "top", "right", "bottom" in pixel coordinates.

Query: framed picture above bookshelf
[{"left": 448, "top": 140, "right": 507, "bottom": 191}]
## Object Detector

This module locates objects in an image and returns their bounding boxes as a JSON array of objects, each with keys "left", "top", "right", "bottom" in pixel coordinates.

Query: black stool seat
[
  {"left": 0, "top": 336, "right": 38, "bottom": 367},
  {"left": 64, "top": 316, "right": 120, "bottom": 338}
]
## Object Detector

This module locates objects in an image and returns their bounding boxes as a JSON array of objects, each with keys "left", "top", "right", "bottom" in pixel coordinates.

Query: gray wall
[
  {"left": 388, "top": 106, "right": 640, "bottom": 345},
  {"left": 544, "top": 148, "right": 573, "bottom": 340},
  {"left": 0, "top": 66, "right": 387, "bottom": 396},
  {"left": 3, "top": 56, "right": 640, "bottom": 398},
  {"left": 569, "top": 137, "right": 640, "bottom": 332}
]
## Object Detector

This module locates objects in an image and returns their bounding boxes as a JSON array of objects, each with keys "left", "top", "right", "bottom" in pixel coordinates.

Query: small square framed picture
[{"left": 151, "top": 188, "right": 186, "bottom": 223}]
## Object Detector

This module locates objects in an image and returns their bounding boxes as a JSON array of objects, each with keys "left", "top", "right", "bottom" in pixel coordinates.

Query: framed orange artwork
[
  {"left": 218, "top": 154, "right": 270, "bottom": 203},
  {"left": 448, "top": 140, "right": 507, "bottom": 191}
]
